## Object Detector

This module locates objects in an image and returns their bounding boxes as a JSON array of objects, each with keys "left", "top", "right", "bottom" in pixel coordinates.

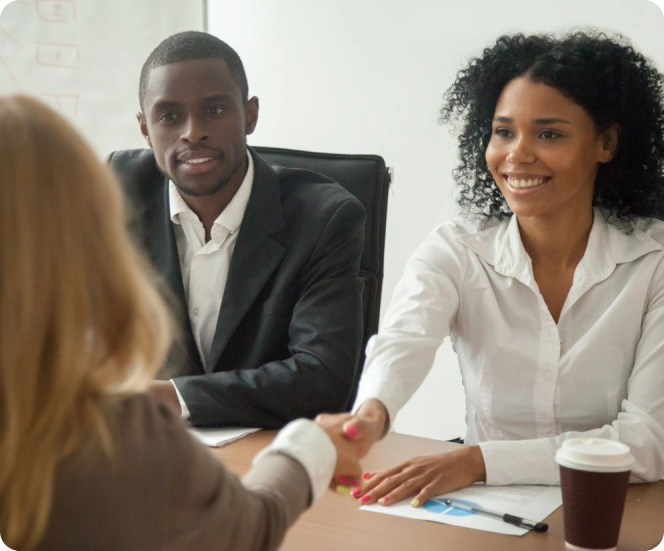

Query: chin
[{"left": 175, "top": 177, "right": 228, "bottom": 198}]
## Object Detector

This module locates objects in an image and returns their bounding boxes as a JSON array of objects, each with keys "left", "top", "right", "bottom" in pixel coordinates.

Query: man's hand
[
  {"left": 354, "top": 445, "right": 487, "bottom": 507},
  {"left": 148, "top": 380, "right": 182, "bottom": 413}
]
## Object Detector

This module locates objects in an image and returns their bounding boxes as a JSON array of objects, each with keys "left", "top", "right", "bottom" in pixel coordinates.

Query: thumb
[{"left": 342, "top": 419, "right": 360, "bottom": 440}]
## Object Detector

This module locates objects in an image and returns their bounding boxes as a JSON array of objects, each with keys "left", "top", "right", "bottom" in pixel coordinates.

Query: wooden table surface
[{"left": 213, "top": 431, "right": 664, "bottom": 551}]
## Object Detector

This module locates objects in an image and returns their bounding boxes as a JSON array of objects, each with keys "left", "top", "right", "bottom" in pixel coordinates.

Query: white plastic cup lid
[{"left": 555, "top": 438, "right": 635, "bottom": 473}]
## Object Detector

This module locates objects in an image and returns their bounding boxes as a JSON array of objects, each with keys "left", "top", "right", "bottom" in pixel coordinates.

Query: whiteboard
[{"left": 0, "top": 0, "right": 204, "bottom": 156}]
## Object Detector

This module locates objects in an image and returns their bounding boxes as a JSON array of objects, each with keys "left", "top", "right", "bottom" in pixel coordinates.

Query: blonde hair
[{"left": 0, "top": 96, "right": 172, "bottom": 549}]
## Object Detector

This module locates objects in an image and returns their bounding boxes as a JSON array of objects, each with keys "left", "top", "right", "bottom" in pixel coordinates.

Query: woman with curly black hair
[{"left": 334, "top": 31, "right": 664, "bottom": 507}]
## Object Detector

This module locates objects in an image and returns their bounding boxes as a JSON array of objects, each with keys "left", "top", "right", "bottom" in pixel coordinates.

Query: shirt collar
[
  {"left": 169, "top": 150, "right": 254, "bottom": 236},
  {"left": 457, "top": 208, "right": 663, "bottom": 282}
]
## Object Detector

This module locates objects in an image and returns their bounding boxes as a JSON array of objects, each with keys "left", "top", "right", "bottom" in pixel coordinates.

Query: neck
[
  {"left": 517, "top": 208, "right": 594, "bottom": 270},
  {"left": 181, "top": 156, "right": 247, "bottom": 241}
]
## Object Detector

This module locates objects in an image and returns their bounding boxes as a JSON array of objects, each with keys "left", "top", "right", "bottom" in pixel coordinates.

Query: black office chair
[{"left": 254, "top": 146, "right": 391, "bottom": 408}]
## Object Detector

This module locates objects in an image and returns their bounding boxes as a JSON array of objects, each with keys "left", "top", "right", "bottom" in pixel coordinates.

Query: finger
[
  {"left": 357, "top": 469, "right": 386, "bottom": 495},
  {"left": 315, "top": 413, "right": 334, "bottom": 424},
  {"left": 359, "top": 472, "right": 411, "bottom": 505},
  {"left": 342, "top": 419, "right": 359, "bottom": 440},
  {"left": 358, "top": 460, "right": 408, "bottom": 495},
  {"left": 409, "top": 483, "right": 438, "bottom": 508},
  {"left": 334, "top": 474, "right": 356, "bottom": 486},
  {"left": 377, "top": 475, "right": 423, "bottom": 506}
]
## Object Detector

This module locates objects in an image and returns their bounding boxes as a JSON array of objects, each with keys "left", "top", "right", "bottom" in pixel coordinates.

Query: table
[{"left": 213, "top": 431, "right": 664, "bottom": 551}]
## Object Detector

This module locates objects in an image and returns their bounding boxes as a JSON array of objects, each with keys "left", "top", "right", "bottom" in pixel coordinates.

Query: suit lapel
[
  {"left": 207, "top": 151, "right": 286, "bottom": 372},
  {"left": 143, "top": 177, "right": 205, "bottom": 375}
]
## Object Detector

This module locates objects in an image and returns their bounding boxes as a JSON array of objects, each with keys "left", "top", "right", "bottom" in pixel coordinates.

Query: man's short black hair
[{"left": 139, "top": 31, "right": 249, "bottom": 110}]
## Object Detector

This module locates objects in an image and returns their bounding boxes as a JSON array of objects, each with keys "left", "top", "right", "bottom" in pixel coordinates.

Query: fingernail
[
  {"left": 411, "top": 498, "right": 420, "bottom": 508},
  {"left": 343, "top": 423, "right": 359, "bottom": 439},
  {"left": 360, "top": 494, "right": 372, "bottom": 504},
  {"left": 378, "top": 496, "right": 390, "bottom": 505},
  {"left": 351, "top": 487, "right": 363, "bottom": 498},
  {"left": 363, "top": 472, "right": 373, "bottom": 480},
  {"left": 335, "top": 485, "right": 351, "bottom": 496},
  {"left": 336, "top": 475, "right": 351, "bottom": 485}
]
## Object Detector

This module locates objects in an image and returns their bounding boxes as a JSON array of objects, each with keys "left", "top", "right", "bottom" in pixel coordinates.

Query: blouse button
[{"left": 542, "top": 370, "right": 552, "bottom": 382}]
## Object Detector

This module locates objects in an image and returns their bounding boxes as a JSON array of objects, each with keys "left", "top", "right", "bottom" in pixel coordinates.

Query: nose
[
  {"left": 506, "top": 137, "right": 536, "bottom": 165},
  {"left": 180, "top": 116, "right": 208, "bottom": 144}
]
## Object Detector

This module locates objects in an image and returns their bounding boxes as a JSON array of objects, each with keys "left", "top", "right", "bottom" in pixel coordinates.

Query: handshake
[
  {"left": 313, "top": 398, "right": 487, "bottom": 508},
  {"left": 314, "top": 399, "right": 389, "bottom": 498}
]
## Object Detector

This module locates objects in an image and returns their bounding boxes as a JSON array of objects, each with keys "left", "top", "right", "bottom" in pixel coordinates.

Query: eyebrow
[
  {"left": 151, "top": 94, "right": 235, "bottom": 113},
  {"left": 151, "top": 100, "right": 180, "bottom": 113},
  {"left": 493, "top": 116, "right": 571, "bottom": 125},
  {"left": 201, "top": 94, "right": 234, "bottom": 103}
]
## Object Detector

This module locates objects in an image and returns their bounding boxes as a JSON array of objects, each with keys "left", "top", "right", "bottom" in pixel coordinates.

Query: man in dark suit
[{"left": 108, "top": 31, "right": 365, "bottom": 428}]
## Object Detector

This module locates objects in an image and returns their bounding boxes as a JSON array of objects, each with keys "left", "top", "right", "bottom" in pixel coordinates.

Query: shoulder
[
  {"left": 106, "top": 148, "right": 164, "bottom": 199},
  {"left": 104, "top": 394, "right": 196, "bottom": 458},
  {"left": 630, "top": 216, "right": 664, "bottom": 247},
  {"left": 406, "top": 216, "right": 504, "bottom": 270},
  {"left": 252, "top": 151, "right": 365, "bottom": 221}
]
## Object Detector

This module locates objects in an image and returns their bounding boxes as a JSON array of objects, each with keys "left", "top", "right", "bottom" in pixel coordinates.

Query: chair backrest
[{"left": 254, "top": 146, "right": 390, "bottom": 408}]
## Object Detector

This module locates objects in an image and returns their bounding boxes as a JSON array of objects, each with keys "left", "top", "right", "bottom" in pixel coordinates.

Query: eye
[
  {"left": 493, "top": 127, "right": 512, "bottom": 138},
  {"left": 158, "top": 113, "right": 177, "bottom": 123},
  {"left": 208, "top": 106, "right": 225, "bottom": 115},
  {"left": 540, "top": 130, "right": 561, "bottom": 140}
]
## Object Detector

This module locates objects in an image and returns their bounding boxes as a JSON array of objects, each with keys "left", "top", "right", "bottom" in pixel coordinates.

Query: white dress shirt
[
  {"left": 353, "top": 208, "right": 664, "bottom": 485},
  {"left": 255, "top": 419, "right": 337, "bottom": 503},
  {"left": 169, "top": 152, "right": 254, "bottom": 417}
]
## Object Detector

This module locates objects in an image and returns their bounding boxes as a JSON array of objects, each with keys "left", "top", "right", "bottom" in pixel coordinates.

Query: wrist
[
  {"left": 356, "top": 399, "right": 389, "bottom": 438},
  {"left": 466, "top": 445, "right": 487, "bottom": 483}
]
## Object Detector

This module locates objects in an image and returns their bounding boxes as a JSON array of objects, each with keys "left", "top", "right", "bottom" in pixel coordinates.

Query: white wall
[{"left": 209, "top": 0, "right": 664, "bottom": 441}]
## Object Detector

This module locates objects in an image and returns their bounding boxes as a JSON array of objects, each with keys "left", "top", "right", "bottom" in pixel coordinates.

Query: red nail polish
[
  {"left": 363, "top": 472, "right": 373, "bottom": 480},
  {"left": 336, "top": 475, "right": 351, "bottom": 485},
  {"left": 344, "top": 423, "right": 359, "bottom": 439},
  {"left": 360, "top": 495, "right": 372, "bottom": 504},
  {"left": 351, "top": 487, "right": 362, "bottom": 498}
]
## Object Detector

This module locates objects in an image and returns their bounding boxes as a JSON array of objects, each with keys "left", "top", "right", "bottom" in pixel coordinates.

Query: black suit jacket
[{"left": 108, "top": 148, "right": 365, "bottom": 428}]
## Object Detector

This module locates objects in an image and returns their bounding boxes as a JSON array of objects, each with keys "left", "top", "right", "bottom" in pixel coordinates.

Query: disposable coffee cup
[{"left": 555, "top": 438, "right": 635, "bottom": 551}]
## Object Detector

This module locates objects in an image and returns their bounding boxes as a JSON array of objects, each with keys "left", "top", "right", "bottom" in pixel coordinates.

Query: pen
[{"left": 442, "top": 498, "right": 548, "bottom": 532}]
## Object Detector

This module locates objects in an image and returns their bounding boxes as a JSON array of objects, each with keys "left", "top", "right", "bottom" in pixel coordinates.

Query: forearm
[
  {"left": 174, "top": 352, "right": 356, "bottom": 427},
  {"left": 239, "top": 454, "right": 312, "bottom": 551},
  {"left": 480, "top": 403, "right": 664, "bottom": 485}
]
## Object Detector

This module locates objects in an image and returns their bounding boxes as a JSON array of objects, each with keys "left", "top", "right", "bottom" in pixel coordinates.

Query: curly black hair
[{"left": 440, "top": 31, "right": 664, "bottom": 221}]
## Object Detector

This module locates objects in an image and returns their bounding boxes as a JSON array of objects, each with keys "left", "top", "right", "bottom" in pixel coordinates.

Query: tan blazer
[{"left": 36, "top": 395, "right": 310, "bottom": 551}]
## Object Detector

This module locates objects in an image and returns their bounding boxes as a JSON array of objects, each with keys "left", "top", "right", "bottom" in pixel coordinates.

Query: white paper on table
[
  {"left": 361, "top": 484, "right": 562, "bottom": 536},
  {"left": 189, "top": 427, "right": 260, "bottom": 448}
]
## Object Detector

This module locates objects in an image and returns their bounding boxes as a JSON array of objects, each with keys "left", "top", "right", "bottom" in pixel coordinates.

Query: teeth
[
  {"left": 183, "top": 157, "right": 213, "bottom": 165},
  {"left": 508, "top": 177, "right": 546, "bottom": 189}
]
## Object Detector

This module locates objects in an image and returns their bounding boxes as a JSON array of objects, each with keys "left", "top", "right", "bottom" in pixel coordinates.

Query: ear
[
  {"left": 137, "top": 112, "right": 152, "bottom": 148},
  {"left": 598, "top": 124, "right": 620, "bottom": 164},
  {"left": 245, "top": 96, "right": 259, "bottom": 136}
]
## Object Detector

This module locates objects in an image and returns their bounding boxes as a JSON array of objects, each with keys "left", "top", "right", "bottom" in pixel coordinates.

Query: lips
[
  {"left": 176, "top": 149, "right": 222, "bottom": 175},
  {"left": 503, "top": 173, "right": 551, "bottom": 190}
]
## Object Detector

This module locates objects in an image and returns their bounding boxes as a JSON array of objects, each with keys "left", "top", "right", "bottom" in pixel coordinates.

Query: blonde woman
[{"left": 0, "top": 95, "right": 361, "bottom": 551}]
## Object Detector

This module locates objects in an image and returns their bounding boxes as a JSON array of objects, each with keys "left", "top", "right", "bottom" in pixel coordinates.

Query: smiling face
[
  {"left": 485, "top": 76, "right": 617, "bottom": 220},
  {"left": 138, "top": 58, "right": 258, "bottom": 198}
]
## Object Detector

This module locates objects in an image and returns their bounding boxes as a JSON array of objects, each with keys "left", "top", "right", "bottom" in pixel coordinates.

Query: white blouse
[{"left": 353, "top": 209, "right": 664, "bottom": 485}]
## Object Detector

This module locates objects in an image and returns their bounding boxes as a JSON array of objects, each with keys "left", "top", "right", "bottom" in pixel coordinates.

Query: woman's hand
[
  {"left": 314, "top": 400, "right": 390, "bottom": 494},
  {"left": 356, "top": 445, "right": 487, "bottom": 507},
  {"left": 315, "top": 399, "right": 389, "bottom": 460},
  {"left": 314, "top": 413, "right": 364, "bottom": 489}
]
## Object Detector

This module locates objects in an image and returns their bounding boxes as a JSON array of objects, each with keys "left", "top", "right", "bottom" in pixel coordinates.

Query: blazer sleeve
[
  {"left": 175, "top": 196, "right": 365, "bottom": 427},
  {"left": 155, "top": 404, "right": 317, "bottom": 551}
]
